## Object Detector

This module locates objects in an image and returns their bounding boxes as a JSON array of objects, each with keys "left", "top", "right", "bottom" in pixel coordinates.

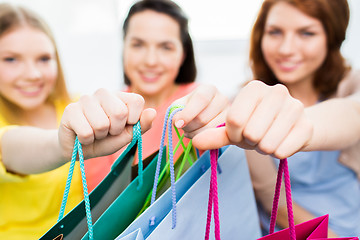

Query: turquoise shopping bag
[{"left": 40, "top": 123, "right": 165, "bottom": 240}]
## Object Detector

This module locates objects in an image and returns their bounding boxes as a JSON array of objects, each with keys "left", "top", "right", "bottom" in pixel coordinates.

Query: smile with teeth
[
  {"left": 141, "top": 72, "right": 160, "bottom": 82},
  {"left": 17, "top": 85, "right": 43, "bottom": 96},
  {"left": 277, "top": 61, "right": 300, "bottom": 71}
]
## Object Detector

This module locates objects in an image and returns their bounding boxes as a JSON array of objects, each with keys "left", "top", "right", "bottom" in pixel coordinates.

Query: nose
[
  {"left": 278, "top": 34, "right": 296, "bottom": 56},
  {"left": 144, "top": 47, "right": 158, "bottom": 66},
  {"left": 23, "top": 61, "right": 42, "bottom": 80}
]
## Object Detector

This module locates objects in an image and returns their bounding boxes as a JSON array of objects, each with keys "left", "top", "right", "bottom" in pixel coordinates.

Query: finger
[
  {"left": 94, "top": 89, "right": 128, "bottom": 136},
  {"left": 257, "top": 97, "right": 303, "bottom": 155},
  {"left": 181, "top": 92, "right": 228, "bottom": 133},
  {"left": 140, "top": 108, "right": 157, "bottom": 133},
  {"left": 172, "top": 85, "right": 218, "bottom": 129},
  {"left": 88, "top": 107, "right": 156, "bottom": 156},
  {"left": 63, "top": 103, "right": 95, "bottom": 145},
  {"left": 272, "top": 116, "right": 313, "bottom": 159},
  {"left": 226, "top": 80, "right": 267, "bottom": 144},
  {"left": 183, "top": 109, "right": 227, "bottom": 139},
  {"left": 116, "top": 92, "right": 145, "bottom": 124},
  {"left": 192, "top": 127, "right": 230, "bottom": 150},
  {"left": 80, "top": 95, "right": 110, "bottom": 140},
  {"left": 242, "top": 84, "right": 288, "bottom": 146}
]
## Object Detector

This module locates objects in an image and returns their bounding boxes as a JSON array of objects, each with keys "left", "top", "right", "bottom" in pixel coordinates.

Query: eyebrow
[
  {"left": 265, "top": 23, "right": 322, "bottom": 30},
  {"left": 129, "top": 36, "right": 176, "bottom": 45}
]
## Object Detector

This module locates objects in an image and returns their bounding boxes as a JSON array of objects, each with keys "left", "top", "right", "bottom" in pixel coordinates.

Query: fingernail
[{"left": 175, "top": 120, "right": 184, "bottom": 128}]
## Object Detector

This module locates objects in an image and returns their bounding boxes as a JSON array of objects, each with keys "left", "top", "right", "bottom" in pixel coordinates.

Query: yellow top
[{"left": 0, "top": 99, "right": 84, "bottom": 240}]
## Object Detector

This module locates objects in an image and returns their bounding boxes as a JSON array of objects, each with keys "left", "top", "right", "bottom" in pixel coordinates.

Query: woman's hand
[
  {"left": 172, "top": 84, "right": 229, "bottom": 138},
  {"left": 191, "top": 81, "right": 313, "bottom": 159},
  {"left": 59, "top": 89, "right": 156, "bottom": 160}
]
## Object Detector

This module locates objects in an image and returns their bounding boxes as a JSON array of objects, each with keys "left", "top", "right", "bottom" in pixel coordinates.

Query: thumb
[
  {"left": 192, "top": 127, "right": 231, "bottom": 150},
  {"left": 140, "top": 108, "right": 157, "bottom": 134}
]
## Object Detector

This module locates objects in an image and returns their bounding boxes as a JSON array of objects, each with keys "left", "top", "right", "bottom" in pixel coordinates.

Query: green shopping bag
[
  {"left": 82, "top": 106, "right": 196, "bottom": 240},
  {"left": 80, "top": 149, "right": 166, "bottom": 240},
  {"left": 40, "top": 122, "right": 165, "bottom": 240}
]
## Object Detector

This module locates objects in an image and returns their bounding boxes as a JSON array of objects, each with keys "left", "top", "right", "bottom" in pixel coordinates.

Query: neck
[{"left": 131, "top": 84, "right": 179, "bottom": 109}]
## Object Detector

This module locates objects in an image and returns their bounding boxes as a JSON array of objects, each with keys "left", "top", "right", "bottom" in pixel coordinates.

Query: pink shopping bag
[{"left": 258, "top": 158, "right": 358, "bottom": 240}]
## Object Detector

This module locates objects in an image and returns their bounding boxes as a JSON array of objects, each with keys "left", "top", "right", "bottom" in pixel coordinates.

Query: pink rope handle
[
  {"left": 205, "top": 123, "right": 225, "bottom": 240},
  {"left": 269, "top": 159, "right": 296, "bottom": 240}
]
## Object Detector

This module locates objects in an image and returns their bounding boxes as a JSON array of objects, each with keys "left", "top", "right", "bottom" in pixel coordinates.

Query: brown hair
[
  {"left": 122, "top": 0, "right": 196, "bottom": 86},
  {"left": 0, "top": 3, "right": 70, "bottom": 123},
  {"left": 249, "top": 0, "right": 350, "bottom": 98}
]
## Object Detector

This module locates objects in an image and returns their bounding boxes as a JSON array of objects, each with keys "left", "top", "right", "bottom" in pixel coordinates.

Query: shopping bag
[
  {"left": 80, "top": 150, "right": 165, "bottom": 240},
  {"left": 131, "top": 104, "right": 198, "bottom": 219},
  {"left": 116, "top": 145, "right": 262, "bottom": 240},
  {"left": 82, "top": 112, "right": 195, "bottom": 240},
  {"left": 258, "top": 158, "right": 359, "bottom": 240},
  {"left": 40, "top": 122, "right": 163, "bottom": 240}
]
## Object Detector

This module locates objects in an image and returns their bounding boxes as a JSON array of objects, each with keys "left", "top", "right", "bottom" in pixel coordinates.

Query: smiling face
[
  {"left": 123, "top": 10, "right": 184, "bottom": 98},
  {"left": 0, "top": 26, "right": 57, "bottom": 111},
  {"left": 261, "top": 2, "right": 327, "bottom": 88}
]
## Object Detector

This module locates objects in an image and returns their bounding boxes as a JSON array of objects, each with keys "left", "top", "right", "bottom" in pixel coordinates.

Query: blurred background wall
[{"left": 1, "top": 0, "right": 359, "bottom": 98}]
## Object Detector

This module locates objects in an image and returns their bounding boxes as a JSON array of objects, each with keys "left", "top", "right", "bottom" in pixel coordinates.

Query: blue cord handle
[
  {"left": 58, "top": 122, "right": 143, "bottom": 239},
  {"left": 58, "top": 136, "right": 94, "bottom": 239},
  {"left": 151, "top": 104, "right": 184, "bottom": 229}
]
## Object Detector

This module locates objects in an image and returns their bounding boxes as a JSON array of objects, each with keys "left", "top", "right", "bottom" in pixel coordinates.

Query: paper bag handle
[
  {"left": 204, "top": 123, "right": 225, "bottom": 240},
  {"left": 269, "top": 158, "right": 296, "bottom": 240}
]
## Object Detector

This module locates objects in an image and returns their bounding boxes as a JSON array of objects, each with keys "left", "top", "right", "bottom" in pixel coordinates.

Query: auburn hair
[{"left": 249, "top": 0, "right": 350, "bottom": 98}]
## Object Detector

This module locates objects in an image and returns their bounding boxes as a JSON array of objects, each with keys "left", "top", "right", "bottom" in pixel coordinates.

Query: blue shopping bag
[{"left": 116, "top": 145, "right": 262, "bottom": 240}]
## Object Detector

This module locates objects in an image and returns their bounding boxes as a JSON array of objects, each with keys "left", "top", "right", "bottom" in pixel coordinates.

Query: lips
[
  {"left": 17, "top": 84, "right": 44, "bottom": 97},
  {"left": 140, "top": 71, "right": 161, "bottom": 83},
  {"left": 276, "top": 61, "right": 300, "bottom": 72}
]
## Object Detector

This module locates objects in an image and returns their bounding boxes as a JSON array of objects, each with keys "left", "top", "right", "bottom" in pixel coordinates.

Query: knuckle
[
  {"left": 63, "top": 103, "right": 76, "bottom": 113},
  {"left": 112, "top": 106, "right": 128, "bottom": 120},
  {"left": 132, "top": 93, "right": 145, "bottom": 106},
  {"left": 272, "top": 83, "right": 289, "bottom": 96},
  {"left": 242, "top": 127, "right": 260, "bottom": 144},
  {"left": 78, "top": 130, "right": 95, "bottom": 145},
  {"left": 94, "top": 88, "right": 108, "bottom": 96},
  {"left": 79, "top": 94, "right": 92, "bottom": 104},
  {"left": 247, "top": 80, "right": 264, "bottom": 89},
  {"left": 258, "top": 141, "right": 276, "bottom": 155},
  {"left": 226, "top": 113, "right": 244, "bottom": 129},
  {"left": 273, "top": 150, "right": 288, "bottom": 160}
]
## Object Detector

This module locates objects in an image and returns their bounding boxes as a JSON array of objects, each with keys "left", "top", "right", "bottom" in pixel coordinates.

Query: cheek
[
  {"left": 43, "top": 64, "right": 58, "bottom": 87},
  {"left": 123, "top": 51, "right": 140, "bottom": 72},
  {"left": 0, "top": 64, "right": 20, "bottom": 82},
  {"left": 306, "top": 41, "right": 327, "bottom": 67},
  {"left": 162, "top": 53, "right": 183, "bottom": 73},
  {"left": 261, "top": 38, "right": 275, "bottom": 64}
]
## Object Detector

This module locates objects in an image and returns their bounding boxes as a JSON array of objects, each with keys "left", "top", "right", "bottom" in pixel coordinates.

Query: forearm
[
  {"left": 304, "top": 98, "right": 360, "bottom": 151},
  {"left": 1, "top": 127, "right": 68, "bottom": 175}
]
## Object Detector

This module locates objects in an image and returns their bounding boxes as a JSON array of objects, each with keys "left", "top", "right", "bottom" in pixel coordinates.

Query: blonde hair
[{"left": 0, "top": 3, "right": 70, "bottom": 124}]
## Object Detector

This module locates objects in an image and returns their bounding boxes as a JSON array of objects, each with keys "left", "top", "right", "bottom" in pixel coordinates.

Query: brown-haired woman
[
  {"left": 246, "top": 0, "right": 360, "bottom": 237},
  {"left": 187, "top": 0, "right": 360, "bottom": 237}
]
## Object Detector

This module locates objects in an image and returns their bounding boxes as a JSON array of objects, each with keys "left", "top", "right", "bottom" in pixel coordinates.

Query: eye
[
  {"left": 267, "top": 29, "right": 282, "bottom": 36},
  {"left": 131, "top": 41, "right": 143, "bottom": 48},
  {"left": 160, "top": 43, "right": 174, "bottom": 51},
  {"left": 3, "top": 57, "right": 16, "bottom": 63},
  {"left": 39, "top": 55, "right": 51, "bottom": 62},
  {"left": 300, "top": 31, "right": 315, "bottom": 37}
]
